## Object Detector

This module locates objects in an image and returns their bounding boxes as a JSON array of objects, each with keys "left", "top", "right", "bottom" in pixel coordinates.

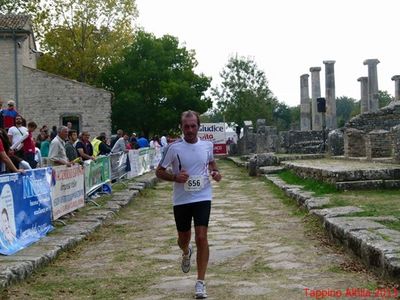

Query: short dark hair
[
  {"left": 27, "top": 121, "right": 37, "bottom": 129},
  {"left": 181, "top": 110, "right": 200, "bottom": 127},
  {"left": 68, "top": 129, "right": 77, "bottom": 138}
]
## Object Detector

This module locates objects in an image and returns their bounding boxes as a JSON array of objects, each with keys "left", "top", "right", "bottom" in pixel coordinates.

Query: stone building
[{"left": 0, "top": 14, "right": 112, "bottom": 137}]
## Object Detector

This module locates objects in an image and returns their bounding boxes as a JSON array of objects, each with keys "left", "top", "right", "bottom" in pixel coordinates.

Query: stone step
[
  {"left": 259, "top": 166, "right": 285, "bottom": 174},
  {"left": 336, "top": 179, "right": 400, "bottom": 190}
]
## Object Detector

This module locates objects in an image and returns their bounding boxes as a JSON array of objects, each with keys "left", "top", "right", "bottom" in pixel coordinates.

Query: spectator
[
  {"left": 50, "top": 125, "right": 57, "bottom": 140},
  {"left": 160, "top": 132, "right": 168, "bottom": 147},
  {"left": 110, "top": 129, "right": 123, "bottom": 148},
  {"left": 111, "top": 133, "right": 129, "bottom": 153},
  {"left": 92, "top": 134, "right": 111, "bottom": 157},
  {"left": 66, "top": 122, "right": 73, "bottom": 130},
  {"left": 65, "top": 129, "right": 79, "bottom": 162},
  {"left": 2, "top": 100, "right": 18, "bottom": 130},
  {"left": 36, "top": 126, "right": 49, "bottom": 147},
  {"left": 22, "top": 121, "right": 38, "bottom": 168},
  {"left": 40, "top": 133, "right": 51, "bottom": 157},
  {"left": 34, "top": 146, "right": 42, "bottom": 168},
  {"left": 0, "top": 128, "right": 23, "bottom": 173},
  {"left": 137, "top": 134, "right": 149, "bottom": 148},
  {"left": 126, "top": 137, "right": 139, "bottom": 150},
  {"left": 0, "top": 98, "right": 4, "bottom": 129},
  {"left": 48, "top": 126, "right": 72, "bottom": 166},
  {"left": 40, "top": 132, "right": 50, "bottom": 157},
  {"left": 75, "top": 131, "right": 95, "bottom": 161},
  {"left": 8, "top": 115, "right": 28, "bottom": 158},
  {"left": 150, "top": 135, "right": 161, "bottom": 149}
]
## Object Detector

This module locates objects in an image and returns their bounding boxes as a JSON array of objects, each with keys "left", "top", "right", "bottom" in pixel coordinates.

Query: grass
[
  {"left": 274, "top": 168, "right": 400, "bottom": 232},
  {"left": 277, "top": 169, "right": 338, "bottom": 196}
]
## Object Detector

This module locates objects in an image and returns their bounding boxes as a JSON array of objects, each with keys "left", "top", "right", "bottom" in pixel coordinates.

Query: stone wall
[
  {"left": 345, "top": 102, "right": 400, "bottom": 132},
  {"left": 392, "top": 125, "right": 400, "bottom": 162},
  {"left": 327, "top": 128, "right": 344, "bottom": 156},
  {"left": 344, "top": 128, "right": 366, "bottom": 157},
  {"left": 279, "top": 130, "right": 323, "bottom": 154},
  {"left": 22, "top": 67, "right": 112, "bottom": 138},
  {"left": 365, "top": 130, "right": 392, "bottom": 159}
]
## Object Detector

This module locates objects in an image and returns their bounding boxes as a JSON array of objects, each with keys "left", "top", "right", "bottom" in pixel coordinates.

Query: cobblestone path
[{"left": 3, "top": 160, "right": 389, "bottom": 300}]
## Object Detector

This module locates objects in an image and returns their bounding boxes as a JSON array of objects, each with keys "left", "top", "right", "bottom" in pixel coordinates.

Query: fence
[{"left": 0, "top": 147, "right": 161, "bottom": 255}]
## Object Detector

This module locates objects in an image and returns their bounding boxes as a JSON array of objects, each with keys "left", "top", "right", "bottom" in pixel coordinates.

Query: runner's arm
[
  {"left": 156, "top": 165, "right": 189, "bottom": 183},
  {"left": 155, "top": 165, "right": 176, "bottom": 182},
  {"left": 208, "top": 160, "right": 222, "bottom": 182}
]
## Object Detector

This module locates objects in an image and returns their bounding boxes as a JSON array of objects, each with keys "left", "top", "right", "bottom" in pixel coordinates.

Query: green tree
[
  {"left": 102, "top": 31, "right": 212, "bottom": 136},
  {"left": 212, "top": 55, "right": 278, "bottom": 130},
  {"left": 273, "top": 102, "right": 293, "bottom": 131},
  {"left": 378, "top": 90, "right": 394, "bottom": 108},
  {"left": 336, "top": 96, "right": 359, "bottom": 127},
  {"left": 289, "top": 105, "right": 300, "bottom": 130},
  {"left": 33, "top": 0, "right": 137, "bottom": 85},
  {"left": 200, "top": 109, "right": 224, "bottom": 123}
]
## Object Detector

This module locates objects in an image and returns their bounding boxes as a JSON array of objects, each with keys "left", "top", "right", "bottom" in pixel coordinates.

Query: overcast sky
[{"left": 135, "top": 0, "right": 399, "bottom": 107}]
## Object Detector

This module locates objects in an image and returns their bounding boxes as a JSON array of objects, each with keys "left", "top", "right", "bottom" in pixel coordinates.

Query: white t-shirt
[
  {"left": 159, "top": 138, "right": 214, "bottom": 206},
  {"left": 8, "top": 126, "right": 28, "bottom": 145}
]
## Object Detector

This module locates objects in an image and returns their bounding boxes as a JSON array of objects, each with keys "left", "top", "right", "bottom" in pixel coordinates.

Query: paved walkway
[{"left": 3, "top": 160, "right": 390, "bottom": 299}]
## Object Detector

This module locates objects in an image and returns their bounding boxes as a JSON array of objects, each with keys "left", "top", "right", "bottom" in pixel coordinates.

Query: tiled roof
[{"left": 0, "top": 14, "right": 30, "bottom": 30}]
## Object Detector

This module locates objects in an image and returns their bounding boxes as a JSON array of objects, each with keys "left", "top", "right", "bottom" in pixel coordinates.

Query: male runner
[{"left": 156, "top": 110, "right": 222, "bottom": 299}]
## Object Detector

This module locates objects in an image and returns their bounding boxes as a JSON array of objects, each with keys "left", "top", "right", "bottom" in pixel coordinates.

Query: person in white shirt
[
  {"left": 7, "top": 115, "right": 28, "bottom": 156},
  {"left": 156, "top": 110, "right": 221, "bottom": 299}
]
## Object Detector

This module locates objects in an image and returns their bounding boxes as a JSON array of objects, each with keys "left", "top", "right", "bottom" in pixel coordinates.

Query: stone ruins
[{"left": 235, "top": 57, "right": 400, "bottom": 161}]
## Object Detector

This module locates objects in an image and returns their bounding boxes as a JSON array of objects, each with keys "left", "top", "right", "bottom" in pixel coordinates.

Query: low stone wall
[
  {"left": 366, "top": 130, "right": 392, "bottom": 159},
  {"left": 345, "top": 101, "right": 400, "bottom": 132},
  {"left": 344, "top": 128, "right": 366, "bottom": 158},
  {"left": 327, "top": 128, "right": 344, "bottom": 156},
  {"left": 279, "top": 130, "right": 323, "bottom": 154}
]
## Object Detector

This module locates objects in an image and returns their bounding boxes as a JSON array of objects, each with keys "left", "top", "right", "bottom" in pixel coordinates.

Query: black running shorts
[{"left": 173, "top": 200, "right": 211, "bottom": 232}]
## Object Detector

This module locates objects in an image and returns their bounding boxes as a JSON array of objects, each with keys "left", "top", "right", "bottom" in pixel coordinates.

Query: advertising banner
[
  {"left": 127, "top": 148, "right": 159, "bottom": 179},
  {"left": 84, "top": 156, "right": 111, "bottom": 196},
  {"left": 110, "top": 152, "right": 128, "bottom": 181},
  {"left": 51, "top": 165, "right": 85, "bottom": 220},
  {"left": 127, "top": 150, "right": 140, "bottom": 178},
  {"left": 0, "top": 169, "right": 53, "bottom": 255},
  {"left": 198, "top": 123, "right": 227, "bottom": 155}
]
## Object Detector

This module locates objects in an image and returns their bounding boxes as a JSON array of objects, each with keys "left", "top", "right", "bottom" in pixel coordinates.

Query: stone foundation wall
[
  {"left": 279, "top": 130, "right": 323, "bottom": 154},
  {"left": 366, "top": 130, "right": 392, "bottom": 159},
  {"left": 392, "top": 125, "right": 400, "bottom": 162},
  {"left": 344, "top": 128, "right": 366, "bottom": 157},
  {"left": 327, "top": 128, "right": 344, "bottom": 156}
]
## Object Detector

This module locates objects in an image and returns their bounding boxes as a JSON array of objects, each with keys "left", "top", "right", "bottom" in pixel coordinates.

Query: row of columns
[
  {"left": 300, "top": 59, "right": 400, "bottom": 132},
  {"left": 300, "top": 61, "right": 336, "bottom": 131}
]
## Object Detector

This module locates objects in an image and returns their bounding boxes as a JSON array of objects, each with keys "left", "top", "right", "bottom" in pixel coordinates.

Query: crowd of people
[{"left": 0, "top": 97, "right": 169, "bottom": 173}]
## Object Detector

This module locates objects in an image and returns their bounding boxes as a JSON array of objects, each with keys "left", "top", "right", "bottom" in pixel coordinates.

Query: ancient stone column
[
  {"left": 310, "top": 67, "right": 322, "bottom": 130},
  {"left": 391, "top": 75, "right": 400, "bottom": 101},
  {"left": 363, "top": 59, "right": 380, "bottom": 112},
  {"left": 323, "top": 60, "right": 336, "bottom": 129},
  {"left": 300, "top": 74, "right": 311, "bottom": 131},
  {"left": 357, "top": 77, "right": 369, "bottom": 113}
]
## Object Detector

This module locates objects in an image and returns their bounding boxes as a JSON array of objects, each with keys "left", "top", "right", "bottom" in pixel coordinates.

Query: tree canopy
[
  {"left": 102, "top": 30, "right": 212, "bottom": 136},
  {"left": 3, "top": 0, "right": 138, "bottom": 86},
  {"left": 212, "top": 55, "right": 278, "bottom": 129}
]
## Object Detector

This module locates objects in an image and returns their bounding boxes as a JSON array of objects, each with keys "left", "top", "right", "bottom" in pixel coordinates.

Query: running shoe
[
  {"left": 181, "top": 244, "right": 192, "bottom": 273},
  {"left": 195, "top": 280, "right": 207, "bottom": 299}
]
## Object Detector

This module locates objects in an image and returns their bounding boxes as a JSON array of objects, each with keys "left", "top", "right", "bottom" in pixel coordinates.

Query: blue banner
[{"left": 0, "top": 168, "right": 53, "bottom": 255}]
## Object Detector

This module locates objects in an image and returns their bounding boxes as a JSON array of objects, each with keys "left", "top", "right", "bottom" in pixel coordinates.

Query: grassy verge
[
  {"left": 277, "top": 169, "right": 338, "bottom": 196},
  {"left": 274, "top": 168, "right": 400, "bottom": 232}
]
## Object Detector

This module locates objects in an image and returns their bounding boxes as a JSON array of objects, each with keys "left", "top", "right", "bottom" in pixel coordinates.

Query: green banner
[{"left": 84, "top": 156, "right": 111, "bottom": 196}]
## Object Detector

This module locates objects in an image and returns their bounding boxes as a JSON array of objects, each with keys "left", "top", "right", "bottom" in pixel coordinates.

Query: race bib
[{"left": 184, "top": 175, "right": 204, "bottom": 192}]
